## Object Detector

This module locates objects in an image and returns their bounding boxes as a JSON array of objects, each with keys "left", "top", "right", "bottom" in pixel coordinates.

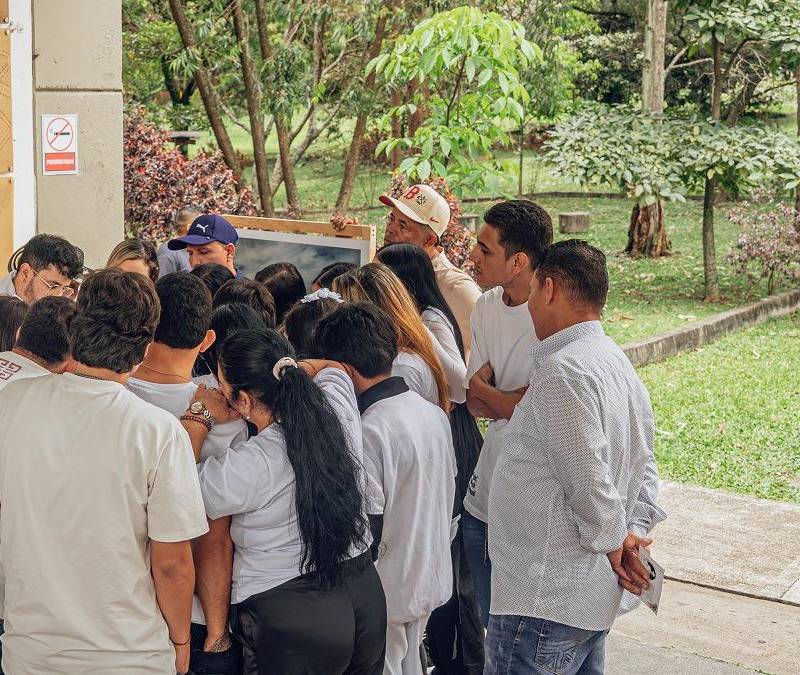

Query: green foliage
[
  {"left": 371, "top": 6, "right": 540, "bottom": 195},
  {"left": 546, "top": 104, "right": 800, "bottom": 206},
  {"left": 640, "top": 312, "right": 800, "bottom": 503}
]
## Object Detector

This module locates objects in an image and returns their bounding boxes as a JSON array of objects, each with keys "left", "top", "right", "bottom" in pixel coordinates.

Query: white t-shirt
[
  {"left": 126, "top": 377, "right": 249, "bottom": 624},
  {"left": 0, "top": 373, "right": 209, "bottom": 675},
  {"left": 361, "top": 381, "right": 456, "bottom": 623},
  {"left": 0, "top": 351, "right": 50, "bottom": 391},
  {"left": 422, "top": 308, "right": 467, "bottom": 404},
  {"left": 197, "top": 368, "right": 370, "bottom": 604},
  {"left": 392, "top": 351, "right": 439, "bottom": 406},
  {"left": 463, "top": 286, "right": 537, "bottom": 522}
]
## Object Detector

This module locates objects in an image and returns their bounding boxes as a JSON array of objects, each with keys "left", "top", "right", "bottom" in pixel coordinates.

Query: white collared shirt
[
  {"left": 488, "top": 321, "right": 666, "bottom": 631},
  {"left": 0, "top": 272, "right": 21, "bottom": 300},
  {"left": 0, "top": 351, "right": 50, "bottom": 391}
]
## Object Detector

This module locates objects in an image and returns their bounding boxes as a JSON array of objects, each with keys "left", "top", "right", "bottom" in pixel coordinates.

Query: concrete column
[{"left": 32, "top": 0, "right": 123, "bottom": 268}]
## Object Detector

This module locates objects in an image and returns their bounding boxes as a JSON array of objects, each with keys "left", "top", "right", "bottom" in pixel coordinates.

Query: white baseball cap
[{"left": 379, "top": 184, "right": 451, "bottom": 237}]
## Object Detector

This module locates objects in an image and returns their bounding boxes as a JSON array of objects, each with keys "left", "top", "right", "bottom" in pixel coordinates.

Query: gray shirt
[
  {"left": 156, "top": 243, "right": 191, "bottom": 277},
  {"left": 0, "top": 272, "right": 20, "bottom": 298},
  {"left": 488, "top": 320, "right": 666, "bottom": 631}
]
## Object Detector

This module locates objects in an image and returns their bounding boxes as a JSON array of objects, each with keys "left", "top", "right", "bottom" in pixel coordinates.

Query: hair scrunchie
[
  {"left": 300, "top": 288, "right": 343, "bottom": 304},
  {"left": 272, "top": 356, "right": 298, "bottom": 380}
]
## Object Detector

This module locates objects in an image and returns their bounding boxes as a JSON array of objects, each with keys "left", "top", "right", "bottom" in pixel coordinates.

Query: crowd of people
[{"left": 0, "top": 185, "right": 665, "bottom": 675}]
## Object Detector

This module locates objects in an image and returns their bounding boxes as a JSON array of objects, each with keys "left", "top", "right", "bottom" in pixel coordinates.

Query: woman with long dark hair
[
  {"left": 376, "top": 243, "right": 485, "bottom": 674},
  {"left": 185, "top": 328, "right": 386, "bottom": 674}
]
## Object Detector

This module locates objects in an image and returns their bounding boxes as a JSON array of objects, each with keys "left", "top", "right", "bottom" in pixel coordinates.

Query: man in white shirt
[
  {"left": 157, "top": 206, "right": 199, "bottom": 277},
  {"left": 0, "top": 269, "right": 209, "bottom": 674},
  {"left": 315, "top": 302, "right": 457, "bottom": 675},
  {"left": 0, "top": 233, "right": 83, "bottom": 303},
  {"left": 127, "top": 272, "right": 248, "bottom": 673},
  {"left": 461, "top": 200, "right": 553, "bottom": 627},
  {"left": 485, "top": 241, "right": 666, "bottom": 674},
  {"left": 0, "top": 296, "right": 76, "bottom": 391},
  {"left": 381, "top": 184, "right": 482, "bottom": 354}
]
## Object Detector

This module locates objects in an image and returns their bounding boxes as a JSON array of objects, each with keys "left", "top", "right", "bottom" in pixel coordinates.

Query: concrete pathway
[
  {"left": 603, "top": 482, "right": 800, "bottom": 674},
  {"left": 608, "top": 580, "right": 800, "bottom": 674},
  {"left": 649, "top": 482, "right": 800, "bottom": 603}
]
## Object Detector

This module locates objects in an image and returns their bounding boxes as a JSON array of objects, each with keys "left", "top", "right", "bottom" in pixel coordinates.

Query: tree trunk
[
  {"left": 701, "top": 33, "right": 723, "bottom": 300},
  {"left": 254, "top": 0, "right": 301, "bottom": 216},
  {"left": 626, "top": 201, "right": 669, "bottom": 257},
  {"left": 335, "top": 2, "right": 391, "bottom": 216},
  {"left": 230, "top": 0, "right": 274, "bottom": 216},
  {"left": 702, "top": 176, "right": 719, "bottom": 299},
  {"left": 795, "top": 64, "right": 800, "bottom": 231},
  {"left": 168, "top": 0, "right": 241, "bottom": 179},
  {"left": 642, "top": 0, "right": 668, "bottom": 114}
]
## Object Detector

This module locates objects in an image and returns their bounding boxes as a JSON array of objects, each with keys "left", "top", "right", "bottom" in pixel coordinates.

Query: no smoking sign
[{"left": 41, "top": 114, "right": 79, "bottom": 175}]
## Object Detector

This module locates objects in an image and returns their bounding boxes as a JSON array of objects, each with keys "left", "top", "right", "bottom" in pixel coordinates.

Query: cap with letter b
[
  {"left": 379, "top": 184, "right": 451, "bottom": 238},
  {"left": 168, "top": 214, "right": 239, "bottom": 250}
]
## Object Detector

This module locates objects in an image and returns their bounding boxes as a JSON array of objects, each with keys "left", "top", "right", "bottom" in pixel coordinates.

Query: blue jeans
[
  {"left": 462, "top": 511, "right": 491, "bottom": 628},
  {"left": 484, "top": 615, "right": 607, "bottom": 675}
]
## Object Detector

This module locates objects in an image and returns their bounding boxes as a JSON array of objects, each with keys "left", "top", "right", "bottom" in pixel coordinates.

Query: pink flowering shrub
[
  {"left": 386, "top": 174, "right": 477, "bottom": 276},
  {"left": 124, "top": 107, "right": 255, "bottom": 242},
  {"left": 726, "top": 192, "right": 800, "bottom": 295}
]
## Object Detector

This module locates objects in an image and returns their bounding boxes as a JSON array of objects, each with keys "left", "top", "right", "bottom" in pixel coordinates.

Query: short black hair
[
  {"left": 154, "top": 273, "right": 212, "bottom": 349},
  {"left": 16, "top": 297, "right": 77, "bottom": 364},
  {"left": 255, "top": 262, "right": 306, "bottom": 324},
  {"left": 483, "top": 199, "right": 553, "bottom": 268},
  {"left": 535, "top": 240, "right": 609, "bottom": 311},
  {"left": 214, "top": 278, "right": 276, "bottom": 328},
  {"left": 314, "top": 302, "right": 398, "bottom": 378},
  {"left": 191, "top": 263, "right": 234, "bottom": 297},
  {"left": 16, "top": 234, "right": 84, "bottom": 279},
  {"left": 283, "top": 297, "right": 341, "bottom": 359},
  {"left": 0, "top": 297, "right": 29, "bottom": 352},
  {"left": 197, "top": 302, "right": 267, "bottom": 378},
  {"left": 70, "top": 269, "right": 160, "bottom": 373},
  {"left": 312, "top": 262, "right": 357, "bottom": 290}
]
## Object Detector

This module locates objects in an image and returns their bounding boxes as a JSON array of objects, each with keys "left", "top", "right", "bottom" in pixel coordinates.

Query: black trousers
[{"left": 230, "top": 552, "right": 386, "bottom": 675}]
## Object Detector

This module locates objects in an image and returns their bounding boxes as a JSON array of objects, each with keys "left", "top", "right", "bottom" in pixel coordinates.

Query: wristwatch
[{"left": 188, "top": 400, "right": 216, "bottom": 429}]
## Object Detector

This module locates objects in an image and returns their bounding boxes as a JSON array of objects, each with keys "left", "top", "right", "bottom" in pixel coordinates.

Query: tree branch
[
  {"left": 667, "top": 57, "right": 713, "bottom": 72},
  {"left": 723, "top": 39, "right": 751, "bottom": 80}
]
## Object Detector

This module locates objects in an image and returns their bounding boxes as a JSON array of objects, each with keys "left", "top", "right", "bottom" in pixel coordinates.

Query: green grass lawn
[{"left": 639, "top": 311, "right": 800, "bottom": 503}]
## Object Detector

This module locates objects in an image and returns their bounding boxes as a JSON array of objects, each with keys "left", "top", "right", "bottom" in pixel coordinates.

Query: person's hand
[
  {"left": 192, "top": 385, "right": 240, "bottom": 425},
  {"left": 298, "top": 359, "right": 346, "bottom": 377},
  {"left": 476, "top": 362, "right": 495, "bottom": 386},
  {"left": 174, "top": 641, "right": 190, "bottom": 674},
  {"left": 607, "top": 531, "right": 653, "bottom": 595}
]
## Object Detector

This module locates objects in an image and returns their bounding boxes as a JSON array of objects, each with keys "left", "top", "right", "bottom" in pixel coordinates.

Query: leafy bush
[
  {"left": 726, "top": 193, "right": 800, "bottom": 295},
  {"left": 123, "top": 107, "right": 255, "bottom": 242}
]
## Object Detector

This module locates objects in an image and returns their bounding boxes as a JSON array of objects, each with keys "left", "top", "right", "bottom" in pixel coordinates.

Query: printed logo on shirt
[
  {"left": 468, "top": 472, "right": 478, "bottom": 497},
  {"left": 0, "top": 358, "right": 22, "bottom": 381}
]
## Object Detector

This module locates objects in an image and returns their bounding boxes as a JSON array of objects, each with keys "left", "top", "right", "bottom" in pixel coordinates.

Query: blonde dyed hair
[
  {"left": 105, "top": 238, "right": 159, "bottom": 283},
  {"left": 333, "top": 262, "right": 449, "bottom": 411}
]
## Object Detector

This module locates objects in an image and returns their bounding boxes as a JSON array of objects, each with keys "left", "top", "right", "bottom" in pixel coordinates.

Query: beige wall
[{"left": 32, "top": 0, "right": 123, "bottom": 268}]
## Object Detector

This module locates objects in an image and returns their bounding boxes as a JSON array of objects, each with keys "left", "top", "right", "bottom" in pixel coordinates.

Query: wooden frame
[
  {"left": 0, "top": 29, "right": 12, "bottom": 173},
  {"left": 225, "top": 214, "right": 376, "bottom": 285},
  {"left": 0, "top": 177, "right": 12, "bottom": 265}
]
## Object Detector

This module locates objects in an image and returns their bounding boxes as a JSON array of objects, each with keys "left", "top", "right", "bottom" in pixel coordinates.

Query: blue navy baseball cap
[{"left": 168, "top": 214, "right": 239, "bottom": 250}]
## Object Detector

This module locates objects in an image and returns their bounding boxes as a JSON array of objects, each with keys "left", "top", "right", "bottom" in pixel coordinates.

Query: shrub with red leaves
[
  {"left": 386, "top": 173, "right": 477, "bottom": 276},
  {"left": 726, "top": 191, "right": 800, "bottom": 295},
  {"left": 124, "top": 107, "right": 256, "bottom": 242}
]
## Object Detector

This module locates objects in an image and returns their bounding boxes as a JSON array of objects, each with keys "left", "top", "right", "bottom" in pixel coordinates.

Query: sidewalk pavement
[{"left": 604, "top": 481, "right": 800, "bottom": 674}]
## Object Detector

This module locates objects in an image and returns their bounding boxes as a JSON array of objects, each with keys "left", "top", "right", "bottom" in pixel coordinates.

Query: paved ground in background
[
  {"left": 607, "top": 580, "right": 799, "bottom": 674},
  {"left": 650, "top": 482, "right": 800, "bottom": 603},
  {"left": 602, "top": 482, "right": 800, "bottom": 674}
]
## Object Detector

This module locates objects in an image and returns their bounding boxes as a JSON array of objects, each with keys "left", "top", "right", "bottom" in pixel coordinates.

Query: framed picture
[{"left": 225, "top": 215, "right": 376, "bottom": 289}]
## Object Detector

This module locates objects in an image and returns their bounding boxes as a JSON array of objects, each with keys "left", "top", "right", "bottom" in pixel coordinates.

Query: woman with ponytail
[
  {"left": 183, "top": 328, "right": 386, "bottom": 674},
  {"left": 333, "top": 263, "right": 450, "bottom": 411}
]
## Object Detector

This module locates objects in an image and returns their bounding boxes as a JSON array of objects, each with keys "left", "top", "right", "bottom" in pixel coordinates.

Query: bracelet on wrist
[
  {"left": 170, "top": 635, "right": 191, "bottom": 646},
  {"left": 180, "top": 414, "right": 212, "bottom": 432}
]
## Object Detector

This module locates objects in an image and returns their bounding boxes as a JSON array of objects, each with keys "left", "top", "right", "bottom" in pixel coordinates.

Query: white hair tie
[
  {"left": 300, "top": 288, "right": 343, "bottom": 304},
  {"left": 272, "top": 356, "right": 298, "bottom": 380}
]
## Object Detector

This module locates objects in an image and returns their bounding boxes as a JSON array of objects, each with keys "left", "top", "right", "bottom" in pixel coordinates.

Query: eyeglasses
[{"left": 32, "top": 268, "right": 76, "bottom": 299}]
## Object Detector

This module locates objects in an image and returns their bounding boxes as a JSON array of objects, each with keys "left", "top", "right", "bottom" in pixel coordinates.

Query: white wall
[{"left": 9, "top": 0, "right": 35, "bottom": 248}]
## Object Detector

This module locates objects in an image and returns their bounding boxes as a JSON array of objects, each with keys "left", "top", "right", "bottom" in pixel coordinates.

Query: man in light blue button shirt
[{"left": 485, "top": 240, "right": 666, "bottom": 675}]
